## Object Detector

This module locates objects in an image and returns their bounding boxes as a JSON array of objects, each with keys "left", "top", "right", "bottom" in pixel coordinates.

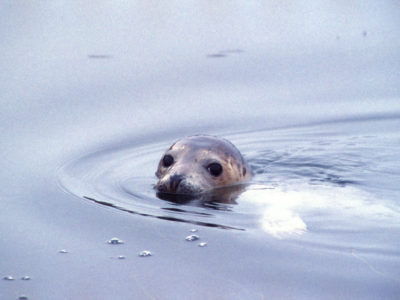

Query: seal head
[{"left": 155, "top": 135, "right": 251, "bottom": 194}]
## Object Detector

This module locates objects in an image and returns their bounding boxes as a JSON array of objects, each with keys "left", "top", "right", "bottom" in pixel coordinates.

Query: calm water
[{"left": 1, "top": 2, "right": 400, "bottom": 299}]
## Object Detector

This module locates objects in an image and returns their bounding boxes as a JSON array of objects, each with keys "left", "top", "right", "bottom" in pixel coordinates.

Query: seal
[{"left": 155, "top": 135, "right": 252, "bottom": 194}]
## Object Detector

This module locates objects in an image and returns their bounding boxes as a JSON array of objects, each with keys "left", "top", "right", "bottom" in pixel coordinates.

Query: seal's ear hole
[
  {"left": 207, "top": 163, "right": 223, "bottom": 177},
  {"left": 162, "top": 154, "right": 174, "bottom": 167}
]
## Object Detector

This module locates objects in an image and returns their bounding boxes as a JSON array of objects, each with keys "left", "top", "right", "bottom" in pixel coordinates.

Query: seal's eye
[
  {"left": 207, "top": 163, "right": 223, "bottom": 177},
  {"left": 162, "top": 154, "right": 174, "bottom": 168}
]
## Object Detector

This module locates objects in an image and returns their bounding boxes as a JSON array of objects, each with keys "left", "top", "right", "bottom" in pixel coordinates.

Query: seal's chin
[{"left": 156, "top": 183, "right": 248, "bottom": 207}]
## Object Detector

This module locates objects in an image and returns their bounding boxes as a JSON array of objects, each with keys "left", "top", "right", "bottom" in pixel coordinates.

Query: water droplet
[
  {"left": 3, "top": 275, "right": 14, "bottom": 281},
  {"left": 58, "top": 249, "right": 68, "bottom": 254},
  {"left": 18, "top": 295, "right": 29, "bottom": 300},
  {"left": 185, "top": 234, "right": 200, "bottom": 241},
  {"left": 107, "top": 237, "right": 124, "bottom": 245},
  {"left": 138, "top": 250, "right": 152, "bottom": 257},
  {"left": 21, "top": 276, "right": 31, "bottom": 281},
  {"left": 198, "top": 242, "right": 207, "bottom": 247},
  {"left": 189, "top": 229, "right": 198, "bottom": 233},
  {"left": 117, "top": 255, "right": 126, "bottom": 260}
]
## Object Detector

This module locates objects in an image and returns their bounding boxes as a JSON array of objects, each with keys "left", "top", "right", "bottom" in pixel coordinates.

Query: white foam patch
[
  {"left": 260, "top": 207, "right": 307, "bottom": 239},
  {"left": 240, "top": 184, "right": 399, "bottom": 239}
]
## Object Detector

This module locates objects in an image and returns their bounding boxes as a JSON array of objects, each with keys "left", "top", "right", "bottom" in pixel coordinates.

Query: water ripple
[{"left": 59, "top": 117, "right": 400, "bottom": 250}]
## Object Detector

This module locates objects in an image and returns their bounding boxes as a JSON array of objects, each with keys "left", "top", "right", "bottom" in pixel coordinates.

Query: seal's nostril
[{"left": 169, "top": 174, "right": 184, "bottom": 192}]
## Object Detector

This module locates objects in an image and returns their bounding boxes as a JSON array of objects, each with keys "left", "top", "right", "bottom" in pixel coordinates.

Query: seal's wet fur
[{"left": 155, "top": 135, "right": 252, "bottom": 194}]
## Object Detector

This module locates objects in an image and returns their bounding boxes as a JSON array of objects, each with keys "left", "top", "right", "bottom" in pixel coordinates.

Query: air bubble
[
  {"left": 58, "top": 249, "right": 68, "bottom": 253},
  {"left": 107, "top": 237, "right": 124, "bottom": 245},
  {"left": 3, "top": 275, "right": 14, "bottom": 281},
  {"left": 185, "top": 234, "right": 200, "bottom": 241},
  {"left": 190, "top": 229, "right": 198, "bottom": 233},
  {"left": 117, "top": 255, "right": 126, "bottom": 260},
  {"left": 21, "top": 276, "right": 31, "bottom": 280},
  {"left": 198, "top": 242, "right": 207, "bottom": 247},
  {"left": 18, "top": 296, "right": 29, "bottom": 300},
  {"left": 138, "top": 250, "right": 152, "bottom": 257}
]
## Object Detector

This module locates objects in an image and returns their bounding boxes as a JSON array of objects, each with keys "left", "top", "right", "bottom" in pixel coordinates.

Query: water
[
  {"left": 1, "top": 2, "right": 400, "bottom": 299},
  {"left": 185, "top": 235, "right": 200, "bottom": 242},
  {"left": 107, "top": 237, "right": 125, "bottom": 245},
  {"left": 138, "top": 250, "right": 152, "bottom": 258}
]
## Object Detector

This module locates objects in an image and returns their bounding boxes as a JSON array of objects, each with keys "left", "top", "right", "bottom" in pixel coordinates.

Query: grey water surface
[{"left": 1, "top": 2, "right": 400, "bottom": 299}]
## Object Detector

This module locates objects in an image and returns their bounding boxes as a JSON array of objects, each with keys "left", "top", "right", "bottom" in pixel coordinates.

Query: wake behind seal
[{"left": 155, "top": 135, "right": 252, "bottom": 194}]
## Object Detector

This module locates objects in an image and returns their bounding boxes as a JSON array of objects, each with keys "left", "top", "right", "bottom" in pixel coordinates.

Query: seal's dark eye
[
  {"left": 162, "top": 154, "right": 174, "bottom": 167},
  {"left": 207, "top": 163, "right": 223, "bottom": 177},
  {"left": 163, "top": 154, "right": 174, "bottom": 168}
]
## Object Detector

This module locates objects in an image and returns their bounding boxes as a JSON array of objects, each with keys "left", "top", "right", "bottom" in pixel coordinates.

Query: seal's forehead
[{"left": 169, "top": 135, "right": 241, "bottom": 158}]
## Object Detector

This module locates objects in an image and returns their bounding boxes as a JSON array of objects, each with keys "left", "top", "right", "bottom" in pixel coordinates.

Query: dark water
[{"left": 1, "top": 2, "right": 400, "bottom": 299}]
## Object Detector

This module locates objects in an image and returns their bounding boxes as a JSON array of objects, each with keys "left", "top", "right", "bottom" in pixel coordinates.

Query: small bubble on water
[
  {"left": 58, "top": 249, "right": 68, "bottom": 254},
  {"left": 18, "top": 295, "right": 29, "bottom": 300},
  {"left": 117, "top": 255, "right": 126, "bottom": 260},
  {"left": 21, "top": 276, "right": 31, "bottom": 281},
  {"left": 3, "top": 275, "right": 14, "bottom": 281},
  {"left": 138, "top": 250, "right": 152, "bottom": 257},
  {"left": 107, "top": 237, "right": 124, "bottom": 245},
  {"left": 185, "top": 234, "right": 200, "bottom": 242},
  {"left": 189, "top": 229, "right": 198, "bottom": 233},
  {"left": 198, "top": 242, "right": 207, "bottom": 247}
]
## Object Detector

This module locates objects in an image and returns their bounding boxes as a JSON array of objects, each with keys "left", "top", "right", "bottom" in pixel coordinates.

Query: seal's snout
[
  {"left": 169, "top": 174, "right": 184, "bottom": 192},
  {"left": 157, "top": 173, "right": 197, "bottom": 194}
]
